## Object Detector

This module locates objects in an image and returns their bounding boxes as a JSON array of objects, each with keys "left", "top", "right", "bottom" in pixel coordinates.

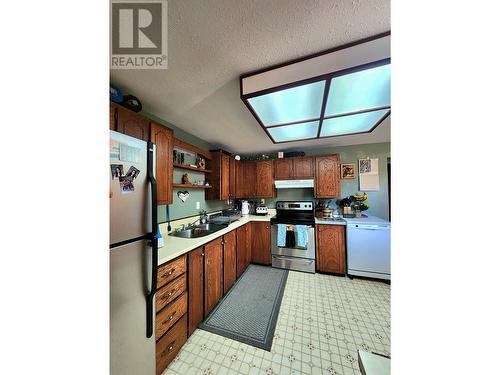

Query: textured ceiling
[{"left": 111, "top": 0, "right": 391, "bottom": 153}]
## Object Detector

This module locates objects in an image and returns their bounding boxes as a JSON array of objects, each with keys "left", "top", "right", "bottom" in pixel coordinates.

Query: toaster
[{"left": 255, "top": 205, "right": 268, "bottom": 215}]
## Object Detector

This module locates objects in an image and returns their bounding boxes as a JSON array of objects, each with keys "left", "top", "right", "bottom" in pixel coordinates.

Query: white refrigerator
[{"left": 109, "top": 131, "right": 158, "bottom": 375}]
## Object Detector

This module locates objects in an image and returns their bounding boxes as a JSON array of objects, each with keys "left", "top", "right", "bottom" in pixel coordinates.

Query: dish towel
[
  {"left": 277, "top": 224, "right": 287, "bottom": 247},
  {"left": 296, "top": 225, "right": 308, "bottom": 248}
]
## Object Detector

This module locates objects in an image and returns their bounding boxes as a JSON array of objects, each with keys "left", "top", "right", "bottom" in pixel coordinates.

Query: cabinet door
[
  {"left": 275, "top": 158, "right": 294, "bottom": 180},
  {"left": 116, "top": 105, "right": 150, "bottom": 141},
  {"left": 229, "top": 157, "right": 237, "bottom": 199},
  {"left": 150, "top": 122, "right": 174, "bottom": 205},
  {"left": 235, "top": 160, "right": 244, "bottom": 198},
  {"left": 293, "top": 156, "right": 315, "bottom": 179},
  {"left": 221, "top": 153, "right": 230, "bottom": 200},
  {"left": 187, "top": 247, "right": 204, "bottom": 336},
  {"left": 236, "top": 223, "right": 251, "bottom": 277},
  {"left": 223, "top": 230, "right": 237, "bottom": 294},
  {"left": 316, "top": 225, "right": 345, "bottom": 274},
  {"left": 110, "top": 102, "right": 118, "bottom": 130},
  {"left": 256, "top": 160, "right": 275, "bottom": 198},
  {"left": 243, "top": 161, "right": 257, "bottom": 198},
  {"left": 251, "top": 222, "right": 271, "bottom": 265},
  {"left": 314, "top": 155, "right": 340, "bottom": 198},
  {"left": 204, "top": 238, "right": 223, "bottom": 317}
]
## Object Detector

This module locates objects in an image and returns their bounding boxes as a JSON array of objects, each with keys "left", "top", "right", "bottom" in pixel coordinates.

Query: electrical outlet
[{"left": 196, "top": 201, "right": 200, "bottom": 210}]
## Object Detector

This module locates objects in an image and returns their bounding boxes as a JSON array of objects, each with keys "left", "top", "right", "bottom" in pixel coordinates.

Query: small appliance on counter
[
  {"left": 255, "top": 199, "right": 268, "bottom": 215},
  {"left": 241, "top": 200, "right": 250, "bottom": 215}
]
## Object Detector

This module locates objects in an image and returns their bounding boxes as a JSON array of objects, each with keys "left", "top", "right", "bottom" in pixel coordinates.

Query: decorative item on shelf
[
  {"left": 177, "top": 190, "right": 190, "bottom": 202},
  {"left": 173, "top": 149, "right": 178, "bottom": 163},
  {"left": 196, "top": 156, "right": 206, "bottom": 170},
  {"left": 181, "top": 173, "right": 190, "bottom": 184},
  {"left": 340, "top": 163, "right": 356, "bottom": 179}
]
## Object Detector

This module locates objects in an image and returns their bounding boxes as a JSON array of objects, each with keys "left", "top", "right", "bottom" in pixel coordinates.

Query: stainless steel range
[{"left": 271, "top": 201, "right": 316, "bottom": 273}]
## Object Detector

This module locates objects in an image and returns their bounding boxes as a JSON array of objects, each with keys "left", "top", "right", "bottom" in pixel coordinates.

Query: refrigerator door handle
[{"left": 146, "top": 142, "right": 158, "bottom": 338}]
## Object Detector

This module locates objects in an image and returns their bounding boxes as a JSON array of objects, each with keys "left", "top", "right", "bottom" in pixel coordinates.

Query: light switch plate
[{"left": 196, "top": 201, "right": 200, "bottom": 209}]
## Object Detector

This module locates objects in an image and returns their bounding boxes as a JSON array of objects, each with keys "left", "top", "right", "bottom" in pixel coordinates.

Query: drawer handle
[
  {"left": 161, "top": 268, "right": 176, "bottom": 278},
  {"left": 162, "top": 311, "right": 177, "bottom": 325},
  {"left": 160, "top": 340, "right": 177, "bottom": 357},
  {"left": 160, "top": 288, "right": 176, "bottom": 300}
]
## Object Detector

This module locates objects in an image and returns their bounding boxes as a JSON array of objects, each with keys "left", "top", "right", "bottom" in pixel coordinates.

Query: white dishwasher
[{"left": 347, "top": 221, "right": 391, "bottom": 280}]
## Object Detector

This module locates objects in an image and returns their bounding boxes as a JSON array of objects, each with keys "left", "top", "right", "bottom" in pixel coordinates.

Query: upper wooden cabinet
[
  {"left": 293, "top": 156, "right": 315, "bottom": 179},
  {"left": 243, "top": 161, "right": 257, "bottom": 198},
  {"left": 314, "top": 154, "right": 341, "bottom": 198},
  {"left": 274, "top": 156, "right": 315, "bottom": 180},
  {"left": 110, "top": 102, "right": 118, "bottom": 130},
  {"left": 235, "top": 159, "right": 245, "bottom": 199},
  {"left": 251, "top": 221, "right": 271, "bottom": 265},
  {"left": 229, "top": 157, "right": 237, "bottom": 200},
  {"left": 275, "top": 158, "right": 294, "bottom": 179},
  {"left": 316, "top": 224, "right": 345, "bottom": 274},
  {"left": 255, "top": 160, "right": 275, "bottom": 198},
  {"left": 205, "top": 150, "right": 231, "bottom": 201},
  {"left": 115, "top": 104, "right": 150, "bottom": 141},
  {"left": 150, "top": 122, "right": 174, "bottom": 205}
]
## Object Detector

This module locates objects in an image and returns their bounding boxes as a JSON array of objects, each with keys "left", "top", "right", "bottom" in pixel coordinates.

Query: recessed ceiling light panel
[{"left": 241, "top": 32, "right": 391, "bottom": 144}]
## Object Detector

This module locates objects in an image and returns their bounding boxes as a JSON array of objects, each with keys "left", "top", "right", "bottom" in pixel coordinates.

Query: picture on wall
[{"left": 340, "top": 163, "right": 356, "bottom": 179}]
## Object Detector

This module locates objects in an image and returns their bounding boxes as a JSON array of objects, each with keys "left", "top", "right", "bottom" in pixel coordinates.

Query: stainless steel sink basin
[{"left": 169, "top": 223, "right": 227, "bottom": 238}]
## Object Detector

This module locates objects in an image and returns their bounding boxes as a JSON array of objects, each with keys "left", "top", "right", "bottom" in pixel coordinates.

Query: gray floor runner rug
[{"left": 199, "top": 264, "right": 288, "bottom": 351}]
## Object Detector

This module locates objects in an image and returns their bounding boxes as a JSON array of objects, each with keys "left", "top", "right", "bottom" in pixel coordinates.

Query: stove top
[{"left": 272, "top": 201, "right": 315, "bottom": 225}]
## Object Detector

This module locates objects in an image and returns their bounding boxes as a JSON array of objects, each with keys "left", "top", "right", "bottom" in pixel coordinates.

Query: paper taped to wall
[{"left": 359, "top": 158, "right": 380, "bottom": 191}]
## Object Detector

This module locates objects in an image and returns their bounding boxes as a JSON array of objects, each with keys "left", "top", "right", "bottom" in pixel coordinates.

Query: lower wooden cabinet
[
  {"left": 251, "top": 221, "right": 271, "bottom": 265},
  {"left": 156, "top": 315, "right": 187, "bottom": 375},
  {"left": 187, "top": 247, "right": 204, "bottom": 336},
  {"left": 315, "top": 224, "right": 346, "bottom": 274},
  {"left": 236, "top": 223, "right": 251, "bottom": 277},
  {"left": 223, "top": 230, "right": 237, "bottom": 294},
  {"left": 204, "top": 238, "right": 223, "bottom": 316},
  {"left": 156, "top": 292, "right": 187, "bottom": 340}
]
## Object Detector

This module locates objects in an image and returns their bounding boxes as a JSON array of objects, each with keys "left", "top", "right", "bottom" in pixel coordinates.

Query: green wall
[{"left": 144, "top": 112, "right": 229, "bottom": 222}]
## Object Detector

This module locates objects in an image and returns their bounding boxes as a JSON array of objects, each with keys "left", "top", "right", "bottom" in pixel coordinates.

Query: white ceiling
[{"left": 111, "top": 0, "right": 391, "bottom": 154}]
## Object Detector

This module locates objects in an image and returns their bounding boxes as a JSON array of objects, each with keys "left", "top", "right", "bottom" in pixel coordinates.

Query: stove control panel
[{"left": 276, "top": 201, "right": 314, "bottom": 211}]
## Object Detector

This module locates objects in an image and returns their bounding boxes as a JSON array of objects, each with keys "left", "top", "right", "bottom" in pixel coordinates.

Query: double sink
[{"left": 170, "top": 223, "right": 228, "bottom": 239}]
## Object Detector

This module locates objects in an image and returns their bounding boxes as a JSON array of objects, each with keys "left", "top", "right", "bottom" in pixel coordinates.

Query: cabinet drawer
[
  {"left": 156, "top": 274, "right": 187, "bottom": 312},
  {"left": 157, "top": 255, "right": 186, "bottom": 289},
  {"left": 156, "top": 292, "right": 187, "bottom": 340},
  {"left": 156, "top": 314, "right": 187, "bottom": 375}
]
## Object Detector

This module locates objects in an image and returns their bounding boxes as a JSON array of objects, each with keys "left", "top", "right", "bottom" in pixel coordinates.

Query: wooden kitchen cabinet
[
  {"left": 243, "top": 160, "right": 257, "bottom": 198},
  {"left": 255, "top": 160, "right": 275, "bottom": 198},
  {"left": 229, "top": 157, "right": 237, "bottom": 199},
  {"left": 235, "top": 159, "right": 245, "bottom": 199},
  {"left": 316, "top": 224, "right": 345, "bottom": 274},
  {"left": 150, "top": 122, "right": 174, "bottom": 205},
  {"left": 204, "top": 238, "right": 223, "bottom": 317},
  {"left": 115, "top": 104, "right": 150, "bottom": 141},
  {"left": 251, "top": 221, "right": 271, "bottom": 265},
  {"left": 275, "top": 158, "right": 294, "bottom": 179},
  {"left": 314, "top": 154, "right": 341, "bottom": 198},
  {"left": 223, "top": 230, "right": 237, "bottom": 294},
  {"left": 110, "top": 102, "right": 118, "bottom": 130},
  {"left": 156, "top": 315, "right": 187, "bottom": 375},
  {"left": 206, "top": 150, "right": 231, "bottom": 200},
  {"left": 187, "top": 247, "right": 204, "bottom": 336},
  {"left": 236, "top": 223, "right": 251, "bottom": 277},
  {"left": 293, "top": 156, "right": 315, "bottom": 179}
]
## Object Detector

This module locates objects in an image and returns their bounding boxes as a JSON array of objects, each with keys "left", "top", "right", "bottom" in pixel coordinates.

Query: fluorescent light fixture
[{"left": 241, "top": 32, "right": 391, "bottom": 144}]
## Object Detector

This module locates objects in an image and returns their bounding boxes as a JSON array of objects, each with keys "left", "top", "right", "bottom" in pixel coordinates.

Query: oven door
[{"left": 271, "top": 224, "right": 315, "bottom": 259}]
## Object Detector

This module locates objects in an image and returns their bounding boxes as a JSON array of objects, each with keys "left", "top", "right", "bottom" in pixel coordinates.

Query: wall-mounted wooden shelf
[
  {"left": 173, "top": 138, "right": 212, "bottom": 160},
  {"left": 173, "top": 183, "right": 212, "bottom": 189},
  {"left": 173, "top": 163, "right": 212, "bottom": 173}
]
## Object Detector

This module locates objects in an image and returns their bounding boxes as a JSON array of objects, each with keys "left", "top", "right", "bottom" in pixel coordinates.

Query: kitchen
[
  {"left": 4, "top": 2, "right": 498, "bottom": 375},
  {"left": 110, "top": 9, "right": 391, "bottom": 374}
]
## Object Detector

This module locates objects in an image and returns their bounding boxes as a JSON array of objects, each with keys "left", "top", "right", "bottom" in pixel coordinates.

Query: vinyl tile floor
[{"left": 163, "top": 270, "right": 390, "bottom": 375}]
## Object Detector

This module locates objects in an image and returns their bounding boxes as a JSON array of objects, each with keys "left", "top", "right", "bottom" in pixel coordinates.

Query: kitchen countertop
[
  {"left": 315, "top": 214, "right": 390, "bottom": 226},
  {"left": 158, "top": 213, "right": 274, "bottom": 266}
]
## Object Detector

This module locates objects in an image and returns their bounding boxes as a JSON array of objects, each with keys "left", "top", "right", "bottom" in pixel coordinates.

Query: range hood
[{"left": 275, "top": 179, "right": 314, "bottom": 189}]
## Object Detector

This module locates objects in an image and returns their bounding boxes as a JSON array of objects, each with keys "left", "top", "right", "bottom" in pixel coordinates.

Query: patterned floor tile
[{"left": 162, "top": 270, "right": 390, "bottom": 375}]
